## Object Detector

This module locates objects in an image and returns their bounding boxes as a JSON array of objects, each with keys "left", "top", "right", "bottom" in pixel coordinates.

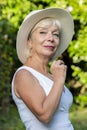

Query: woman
[{"left": 12, "top": 8, "right": 74, "bottom": 130}]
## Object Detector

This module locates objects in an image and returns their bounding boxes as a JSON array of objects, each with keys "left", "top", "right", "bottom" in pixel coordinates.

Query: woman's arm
[{"left": 14, "top": 60, "right": 67, "bottom": 123}]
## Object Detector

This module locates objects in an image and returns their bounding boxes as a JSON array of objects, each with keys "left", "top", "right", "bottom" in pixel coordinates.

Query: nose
[{"left": 47, "top": 32, "right": 54, "bottom": 42}]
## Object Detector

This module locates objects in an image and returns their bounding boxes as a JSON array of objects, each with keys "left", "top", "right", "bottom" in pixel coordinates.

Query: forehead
[
  {"left": 34, "top": 18, "right": 60, "bottom": 28},
  {"left": 36, "top": 25, "right": 59, "bottom": 32},
  {"left": 31, "top": 18, "right": 61, "bottom": 32}
]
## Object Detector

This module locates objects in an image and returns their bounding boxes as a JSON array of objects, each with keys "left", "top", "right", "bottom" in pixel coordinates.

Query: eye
[
  {"left": 53, "top": 33, "right": 60, "bottom": 37},
  {"left": 40, "top": 31, "right": 47, "bottom": 34}
]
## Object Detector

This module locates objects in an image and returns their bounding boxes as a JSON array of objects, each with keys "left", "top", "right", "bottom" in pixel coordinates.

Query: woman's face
[{"left": 28, "top": 24, "right": 60, "bottom": 59}]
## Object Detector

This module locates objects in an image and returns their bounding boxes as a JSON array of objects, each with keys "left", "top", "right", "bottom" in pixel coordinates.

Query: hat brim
[{"left": 17, "top": 8, "right": 74, "bottom": 64}]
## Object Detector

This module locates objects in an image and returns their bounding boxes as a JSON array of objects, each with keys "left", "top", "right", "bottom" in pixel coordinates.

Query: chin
[{"left": 45, "top": 53, "right": 54, "bottom": 59}]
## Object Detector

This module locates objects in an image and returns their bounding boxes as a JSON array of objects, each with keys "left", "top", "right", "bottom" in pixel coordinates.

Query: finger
[{"left": 56, "top": 60, "right": 65, "bottom": 66}]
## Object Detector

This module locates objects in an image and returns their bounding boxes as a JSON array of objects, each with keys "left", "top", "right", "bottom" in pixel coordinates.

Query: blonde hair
[{"left": 28, "top": 18, "right": 61, "bottom": 39}]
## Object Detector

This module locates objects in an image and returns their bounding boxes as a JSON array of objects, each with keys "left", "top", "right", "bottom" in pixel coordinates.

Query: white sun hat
[{"left": 16, "top": 7, "right": 74, "bottom": 64}]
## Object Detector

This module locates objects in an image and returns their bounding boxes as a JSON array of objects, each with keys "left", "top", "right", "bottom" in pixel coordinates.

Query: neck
[{"left": 25, "top": 56, "right": 49, "bottom": 74}]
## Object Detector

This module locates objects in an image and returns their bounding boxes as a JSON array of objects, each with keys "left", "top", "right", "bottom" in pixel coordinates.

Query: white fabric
[{"left": 12, "top": 66, "right": 74, "bottom": 130}]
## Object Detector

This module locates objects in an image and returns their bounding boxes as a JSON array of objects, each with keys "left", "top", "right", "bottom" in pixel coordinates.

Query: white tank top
[{"left": 12, "top": 66, "right": 74, "bottom": 130}]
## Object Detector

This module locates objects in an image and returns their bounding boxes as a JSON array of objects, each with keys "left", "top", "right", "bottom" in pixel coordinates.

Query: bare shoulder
[
  {"left": 15, "top": 68, "right": 35, "bottom": 82},
  {"left": 14, "top": 69, "right": 34, "bottom": 97},
  {"left": 16, "top": 68, "right": 44, "bottom": 88},
  {"left": 14, "top": 68, "right": 46, "bottom": 99},
  {"left": 14, "top": 68, "right": 40, "bottom": 91}
]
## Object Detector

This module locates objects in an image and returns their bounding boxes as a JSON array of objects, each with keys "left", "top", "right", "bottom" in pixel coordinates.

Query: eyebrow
[{"left": 39, "top": 27, "right": 59, "bottom": 32}]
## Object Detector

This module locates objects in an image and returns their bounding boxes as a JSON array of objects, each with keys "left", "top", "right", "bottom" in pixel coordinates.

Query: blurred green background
[{"left": 0, "top": 0, "right": 87, "bottom": 130}]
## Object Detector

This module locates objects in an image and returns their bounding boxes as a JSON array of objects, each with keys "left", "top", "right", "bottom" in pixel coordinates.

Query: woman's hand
[{"left": 50, "top": 60, "right": 67, "bottom": 83}]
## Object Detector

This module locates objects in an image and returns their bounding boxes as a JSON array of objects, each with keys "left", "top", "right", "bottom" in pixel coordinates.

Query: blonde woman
[{"left": 12, "top": 8, "right": 74, "bottom": 130}]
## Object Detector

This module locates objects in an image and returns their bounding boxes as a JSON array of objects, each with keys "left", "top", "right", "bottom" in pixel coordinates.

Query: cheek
[
  {"left": 32, "top": 35, "right": 42, "bottom": 44},
  {"left": 56, "top": 38, "right": 60, "bottom": 47}
]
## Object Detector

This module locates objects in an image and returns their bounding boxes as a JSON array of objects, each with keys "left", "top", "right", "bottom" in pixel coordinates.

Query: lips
[{"left": 44, "top": 45, "right": 55, "bottom": 50}]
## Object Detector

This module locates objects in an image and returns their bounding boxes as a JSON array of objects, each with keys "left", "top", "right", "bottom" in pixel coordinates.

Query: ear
[{"left": 27, "top": 39, "right": 32, "bottom": 49}]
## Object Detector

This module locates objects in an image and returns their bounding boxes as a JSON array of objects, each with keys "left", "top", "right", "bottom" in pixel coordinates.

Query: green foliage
[
  {"left": 67, "top": 0, "right": 87, "bottom": 106},
  {"left": 70, "top": 108, "right": 87, "bottom": 130},
  {"left": 75, "top": 94, "right": 87, "bottom": 108},
  {"left": 0, "top": 105, "right": 25, "bottom": 130},
  {"left": 0, "top": 16, "right": 16, "bottom": 101}
]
